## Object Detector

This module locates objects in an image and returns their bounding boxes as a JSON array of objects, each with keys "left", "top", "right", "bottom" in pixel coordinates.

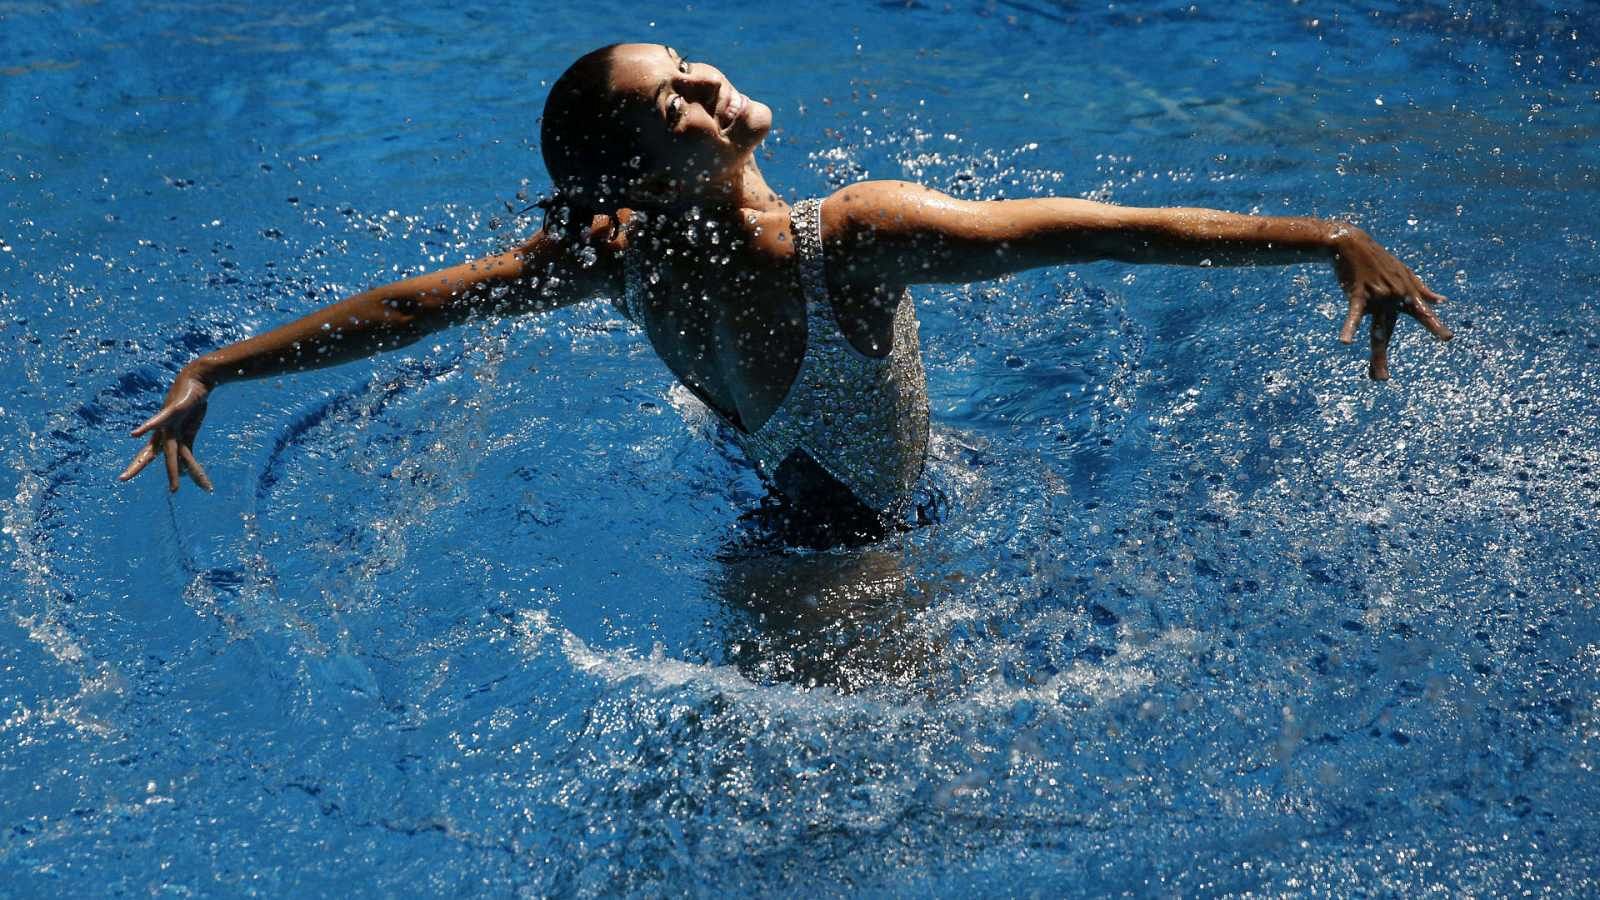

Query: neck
[
  {"left": 726, "top": 157, "right": 785, "bottom": 213},
  {"left": 663, "top": 155, "right": 785, "bottom": 217}
]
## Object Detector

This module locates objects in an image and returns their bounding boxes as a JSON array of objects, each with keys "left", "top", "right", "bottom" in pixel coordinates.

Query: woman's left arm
[{"left": 824, "top": 181, "right": 1451, "bottom": 380}]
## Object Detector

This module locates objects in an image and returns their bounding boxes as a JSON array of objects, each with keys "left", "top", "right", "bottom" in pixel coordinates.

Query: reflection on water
[
  {"left": 715, "top": 525, "right": 934, "bottom": 693},
  {"left": 4, "top": 0, "right": 1600, "bottom": 895}
]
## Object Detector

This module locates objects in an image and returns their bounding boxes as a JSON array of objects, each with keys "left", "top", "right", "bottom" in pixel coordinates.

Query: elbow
[
  {"left": 382, "top": 300, "right": 423, "bottom": 330},
  {"left": 358, "top": 291, "right": 431, "bottom": 332}
]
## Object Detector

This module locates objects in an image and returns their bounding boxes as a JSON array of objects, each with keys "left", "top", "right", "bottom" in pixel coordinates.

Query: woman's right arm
[{"left": 120, "top": 220, "right": 624, "bottom": 492}]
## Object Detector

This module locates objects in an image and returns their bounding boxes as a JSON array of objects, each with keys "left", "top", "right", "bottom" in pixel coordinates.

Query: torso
[
  {"left": 616, "top": 203, "right": 902, "bottom": 435},
  {"left": 607, "top": 198, "right": 929, "bottom": 517}
]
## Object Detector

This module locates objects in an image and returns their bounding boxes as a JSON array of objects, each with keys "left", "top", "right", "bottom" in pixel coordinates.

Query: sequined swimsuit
[{"left": 615, "top": 198, "right": 930, "bottom": 514}]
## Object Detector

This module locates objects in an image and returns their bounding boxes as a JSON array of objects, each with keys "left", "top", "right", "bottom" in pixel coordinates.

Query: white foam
[
  {"left": 2, "top": 438, "right": 124, "bottom": 739},
  {"left": 512, "top": 608, "right": 914, "bottom": 722}
]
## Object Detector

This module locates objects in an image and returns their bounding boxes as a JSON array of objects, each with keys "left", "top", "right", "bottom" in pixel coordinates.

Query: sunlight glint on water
[{"left": 2, "top": 1, "right": 1597, "bottom": 894}]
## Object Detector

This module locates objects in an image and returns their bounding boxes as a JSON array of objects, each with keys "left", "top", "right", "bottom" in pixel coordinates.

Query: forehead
[{"left": 606, "top": 43, "right": 672, "bottom": 100}]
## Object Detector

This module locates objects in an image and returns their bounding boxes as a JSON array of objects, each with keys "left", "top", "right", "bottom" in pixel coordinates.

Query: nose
[{"left": 672, "top": 63, "right": 724, "bottom": 105}]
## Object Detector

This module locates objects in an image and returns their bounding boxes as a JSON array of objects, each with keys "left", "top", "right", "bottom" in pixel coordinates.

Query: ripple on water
[{"left": 4, "top": 5, "right": 1600, "bottom": 890}]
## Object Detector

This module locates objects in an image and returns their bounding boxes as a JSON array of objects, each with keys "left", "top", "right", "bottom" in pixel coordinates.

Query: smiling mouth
[{"left": 719, "top": 91, "right": 747, "bottom": 133}]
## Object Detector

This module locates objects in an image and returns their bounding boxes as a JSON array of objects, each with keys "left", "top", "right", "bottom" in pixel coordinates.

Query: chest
[{"left": 630, "top": 255, "right": 901, "bottom": 433}]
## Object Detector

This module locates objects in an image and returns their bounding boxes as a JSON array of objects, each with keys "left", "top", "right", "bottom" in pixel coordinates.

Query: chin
[
  {"left": 748, "top": 100, "right": 774, "bottom": 137},
  {"left": 735, "top": 101, "right": 774, "bottom": 150}
]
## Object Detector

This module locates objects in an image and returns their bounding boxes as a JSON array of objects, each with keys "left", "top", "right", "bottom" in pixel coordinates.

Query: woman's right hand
[{"left": 120, "top": 365, "right": 215, "bottom": 492}]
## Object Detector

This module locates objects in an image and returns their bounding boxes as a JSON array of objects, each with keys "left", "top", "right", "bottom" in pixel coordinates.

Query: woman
[{"left": 120, "top": 43, "right": 1452, "bottom": 537}]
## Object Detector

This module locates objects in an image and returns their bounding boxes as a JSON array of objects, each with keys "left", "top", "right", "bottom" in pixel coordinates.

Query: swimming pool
[{"left": 3, "top": 0, "right": 1597, "bottom": 893}]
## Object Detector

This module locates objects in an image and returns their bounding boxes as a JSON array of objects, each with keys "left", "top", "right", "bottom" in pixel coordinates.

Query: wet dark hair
[{"left": 538, "top": 44, "right": 655, "bottom": 226}]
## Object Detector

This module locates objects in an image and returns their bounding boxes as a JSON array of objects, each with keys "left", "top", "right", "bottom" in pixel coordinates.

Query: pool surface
[{"left": 3, "top": 0, "right": 1598, "bottom": 894}]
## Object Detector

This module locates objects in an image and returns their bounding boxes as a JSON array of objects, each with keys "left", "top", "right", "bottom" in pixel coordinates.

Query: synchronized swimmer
[{"left": 121, "top": 42, "right": 1452, "bottom": 541}]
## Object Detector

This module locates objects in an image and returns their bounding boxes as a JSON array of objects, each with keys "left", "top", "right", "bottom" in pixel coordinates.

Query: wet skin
[
  {"left": 121, "top": 42, "right": 1452, "bottom": 494},
  {"left": 598, "top": 44, "right": 905, "bottom": 435}
]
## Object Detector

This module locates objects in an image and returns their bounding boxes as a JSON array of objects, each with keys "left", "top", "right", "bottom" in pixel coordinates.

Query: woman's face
[{"left": 605, "top": 43, "right": 773, "bottom": 192}]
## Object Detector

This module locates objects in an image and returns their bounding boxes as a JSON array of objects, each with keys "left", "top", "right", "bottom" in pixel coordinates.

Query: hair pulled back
[{"left": 539, "top": 44, "right": 655, "bottom": 227}]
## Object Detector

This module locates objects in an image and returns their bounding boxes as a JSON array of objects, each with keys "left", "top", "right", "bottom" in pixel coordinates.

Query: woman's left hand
[
  {"left": 1330, "top": 227, "right": 1453, "bottom": 380},
  {"left": 119, "top": 365, "right": 215, "bottom": 492}
]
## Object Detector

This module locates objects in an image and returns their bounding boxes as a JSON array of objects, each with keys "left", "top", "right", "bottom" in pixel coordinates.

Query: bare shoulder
[
  {"left": 821, "top": 181, "right": 967, "bottom": 243},
  {"left": 738, "top": 204, "right": 804, "bottom": 266}
]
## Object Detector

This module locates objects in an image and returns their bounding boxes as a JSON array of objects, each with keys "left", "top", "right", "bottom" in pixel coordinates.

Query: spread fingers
[
  {"left": 1339, "top": 295, "right": 1367, "bottom": 344},
  {"left": 119, "top": 443, "right": 159, "bottom": 481},
  {"left": 1368, "top": 306, "right": 1397, "bottom": 381},
  {"left": 178, "top": 445, "right": 214, "bottom": 492},
  {"left": 163, "top": 435, "right": 181, "bottom": 493},
  {"left": 1405, "top": 296, "right": 1454, "bottom": 341},
  {"left": 132, "top": 406, "right": 177, "bottom": 438}
]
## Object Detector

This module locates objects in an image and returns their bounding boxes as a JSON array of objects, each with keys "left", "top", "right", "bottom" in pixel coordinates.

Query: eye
[
  {"left": 668, "top": 95, "right": 685, "bottom": 124},
  {"left": 678, "top": 57, "right": 692, "bottom": 75}
]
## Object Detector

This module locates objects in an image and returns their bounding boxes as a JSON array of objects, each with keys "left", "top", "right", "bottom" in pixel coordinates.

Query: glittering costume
[{"left": 617, "top": 198, "right": 930, "bottom": 515}]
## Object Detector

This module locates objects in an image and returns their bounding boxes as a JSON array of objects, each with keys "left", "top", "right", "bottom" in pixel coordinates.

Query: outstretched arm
[
  {"left": 823, "top": 181, "right": 1451, "bottom": 380},
  {"left": 121, "top": 219, "right": 624, "bottom": 492}
]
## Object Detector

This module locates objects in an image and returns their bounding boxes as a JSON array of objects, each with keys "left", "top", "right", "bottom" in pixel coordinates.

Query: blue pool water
[{"left": 3, "top": 0, "right": 1598, "bottom": 894}]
